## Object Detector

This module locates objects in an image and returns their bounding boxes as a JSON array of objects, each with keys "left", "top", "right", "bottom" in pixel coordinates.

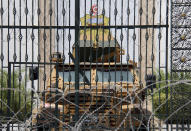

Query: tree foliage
[
  {"left": 0, "top": 69, "right": 31, "bottom": 122},
  {"left": 153, "top": 71, "right": 191, "bottom": 123}
]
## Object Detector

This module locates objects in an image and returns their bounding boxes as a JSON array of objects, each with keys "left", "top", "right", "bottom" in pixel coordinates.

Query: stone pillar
[
  {"left": 139, "top": 0, "right": 157, "bottom": 86},
  {"left": 39, "top": 0, "right": 55, "bottom": 92},
  {"left": 139, "top": 0, "right": 160, "bottom": 127}
]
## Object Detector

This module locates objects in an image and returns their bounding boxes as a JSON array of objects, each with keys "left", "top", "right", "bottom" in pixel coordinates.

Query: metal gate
[{"left": 0, "top": 0, "right": 190, "bottom": 130}]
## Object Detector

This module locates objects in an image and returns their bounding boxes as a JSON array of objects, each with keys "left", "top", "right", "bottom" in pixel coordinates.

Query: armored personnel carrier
[
  {"left": 31, "top": 60, "right": 146, "bottom": 130},
  {"left": 31, "top": 8, "right": 147, "bottom": 131}
]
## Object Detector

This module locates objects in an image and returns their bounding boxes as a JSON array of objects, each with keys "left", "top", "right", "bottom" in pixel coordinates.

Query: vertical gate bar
[
  {"left": 25, "top": 0, "right": 28, "bottom": 124},
  {"left": 13, "top": 0, "right": 16, "bottom": 60},
  {"left": 139, "top": 0, "right": 143, "bottom": 103},
  {"left": 75, "top": 0, "right": 80, "bottom": 122},
  {"left": 151, "top": 0, "right": 155, "bottom": 129},
  {"left": 126, "top": 0, "right": 130, "bottom": 129},
  {"left": 31, "top": 0, "right": 34, "bottom": 129},
  {"left": 120, "top": 0, "right": 123, "bottom": 128},
  {"left": 114, "top": 0, "right": 117, "bottom": 126},
  {"left": 108, "top": 0, "right": 111, "bottom": 127},
  {"left": 18, "top": 0, "right": 22, "bottom": 129},
  {"left": 31, "top": 78, "right": 35, "bottom": 131},
  {"left": 19, "top": 0, "right": 22, "bottom": 110},
  {"left": 158, "top": 0, "right": 162, "bottom": 128},
  {"left": 7, "top": 63, "right": 11, "bottom": 131},
  {"left": 133, "top": 0, "right": 136, "bottom": 129},
  {"left": 101, "top": 0, "right": 105, "bottom": 126},
  {"left": 62, "top": 0, "right": 65, "bottom": 124},
  {"left": 56, "top": 0, "right": 59, "bottom": 53},
  {"left": 37, "top": 1, "right": 40, "bottom": 126},
  {"left": 82, "top": 0, "right": 86, "bottom": 113},
  {"left": 84, "top": 0, "right": 86, "bottom": 112},
  {"left": 8, "top": 0, "right": 10, "bottom": 63},
  {"left": 42, "top": 0, "right": 46, "bottom": 127},
  {"left": 43, "top": 0, "right": 46, "bottom": 108},
  {"left": 133, "top": 0, "right": 136, "bottom": 79},
  {"left": 89, "top": 1, "right": 93, "bottom": 123},
  {"left": 90, "top": 0, "right": 92, "bottom": 97},
  {"left": 49, "top": 0, "right": 53, "bottom": 129},
  {"left": 49, "top": 0, "right": 52, "bottom": 127},
  {"left": 6, "top": 0, "right": 10, "bottom": 129},
  {"left": 24, "top": 62, "right": 27, "bottom": 126},
  {"left": 165, "top": 0, "right": 169, "bottom": 130},
  {"left": 68, "top": 0, "right": 71, "bottom": 124},
  {"left": 0, "top": 0, "right": 3, "bottom": 112},
  {"left": 188, "top": 120, "right": 190, "bottom": 130},
  {"left": 55, "top": 62, "right": 59, "bottom": 130},
  {"left": 12, "top": 0, "right": 16, "bottom": 120},
  {"left": 169, "top": 0, "right": 173, "bottom": 129},
  {"left": 145, "top": 0, "right": 149, "bottom": 129},
  {"left": 12, "top": 0, "right": 16, "bottom": 130},
  {"left": 89, "top": 0, "right": 91, "bottom": 88},
  {"left": 95, "top": 0, "right": 98, "bottom": 118},
  {"left": 56, "top": 0, "right": 59, "bottom": 130}
]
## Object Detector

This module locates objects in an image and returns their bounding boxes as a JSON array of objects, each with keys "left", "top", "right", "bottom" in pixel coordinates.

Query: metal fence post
[
  {"left": 7, "top": 63, "right": 11, "bottom": 131},
  {"left": 75, "top": 0, "right": 80, "bottom": 122}
]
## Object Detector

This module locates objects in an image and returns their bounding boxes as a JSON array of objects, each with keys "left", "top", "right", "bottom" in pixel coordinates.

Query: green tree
[
  {"left": 0, "top": 69, "right": 31, "bottom": 122},
  {"left": 153, "top": 71, "right": 191, "bottom": 123}
]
